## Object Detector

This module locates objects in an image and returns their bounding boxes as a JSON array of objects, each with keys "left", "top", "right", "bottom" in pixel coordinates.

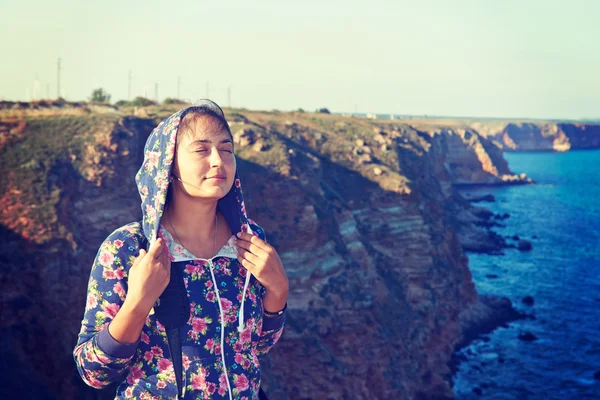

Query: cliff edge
[{"left": 0, "top": 107, "right": 527, "bottom": 399}]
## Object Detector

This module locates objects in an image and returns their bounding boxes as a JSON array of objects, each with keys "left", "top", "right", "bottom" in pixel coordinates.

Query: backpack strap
[
  {"left": 136, "top": 225, "right": 186, "bottom": 398},
  {"left": 158, "top": 262, "right": 187, "bottom": 398}
]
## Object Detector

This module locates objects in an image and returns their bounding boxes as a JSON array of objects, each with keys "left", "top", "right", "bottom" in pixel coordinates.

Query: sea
[{"left": 452, "top": 149, "right": 600, "bottom": 400}]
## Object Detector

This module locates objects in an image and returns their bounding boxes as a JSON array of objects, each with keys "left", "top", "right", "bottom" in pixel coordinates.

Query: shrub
[
  {"left": 163, "top": 98, "right": 187, "bottom": 105},
  {"left": 89, "top": 88, "right": 111, "bottom": 103},
  {"left": 114, "top": 97, "right": 156, "bottom": 108}
]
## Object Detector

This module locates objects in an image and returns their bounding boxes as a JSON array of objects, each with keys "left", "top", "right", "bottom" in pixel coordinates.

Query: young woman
[{"left": 74, "top": 100, "right": 288, "bottom": 399}]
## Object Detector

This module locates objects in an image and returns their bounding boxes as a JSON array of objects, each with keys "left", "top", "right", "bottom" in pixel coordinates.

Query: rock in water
[
  {"left": 517, "top": 239, "right": 533, "bottom": 251},
  {"left": 522, "top": 296, "right": 535, "bottom": 306},
  {"left": 465, "top": 193, "right": 496, "bottom": 203},
  {"left": 518, "top": 331, "right": 538, "bottom": 342}
]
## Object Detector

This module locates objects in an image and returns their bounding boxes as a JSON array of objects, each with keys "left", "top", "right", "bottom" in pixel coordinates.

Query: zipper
[{"left": 208, "top": 258, "right": 234, "bottom": 400}]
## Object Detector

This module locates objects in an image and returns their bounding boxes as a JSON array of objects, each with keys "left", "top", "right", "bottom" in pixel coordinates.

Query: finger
[
  {"left": 132, "top": 249, "right": 146, "bottom": 267},
  {"left": 235, "top": 238, "right": 270, "bottom": 259},
  {"left": 159, "top": 254, "right": 171, "bottom": 271},
  {"left": 237, "top": 247, "right": 262, "bottom": 266},
  {"left": 238, "top": 255, "right": 258, "bottom": 273},
  {"left": 236, "top": 232, "right": 270, "bottom": 253},
  {"left": 147, "top": 238, "right": 165, "bottom": 259},
  {"left": 155, "top": 249, "right": 170, "bottom": 268}
]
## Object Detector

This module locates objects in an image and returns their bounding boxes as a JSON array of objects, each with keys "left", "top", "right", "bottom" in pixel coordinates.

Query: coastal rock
[
  {"left": 373, "top": 133, "right": 387, "bottom": 144},
  {"left": 518, "top": 331, "right": 538, "bottom": 342},
  {"left": 463, "top": 193, "right": 496, "bottom": 203},
  {"left": 517, "top": 240, "right": 533, "bottom": 251},
  {"left": 252, "top": 139, "right": 269, "bottom": 152},
  {"left": 493, "top": 213, "right": 510, "bottom": 220},
  {"left": 522, "top": 296, "right": 535, "bottom": 306},
  {"left": 457, "top": 295, "right": 523, "bottom": 350},
  {"left": 455, "top": 209, "right": 508, "bottom": 254},
  {"left": 357, "top": 153, "right": 373, "bottom": 164},
  {"left": 233, "top": 127, "right": 255, "bottom": 147},
  {"left": 470, "top": 121, "right": 600, "bottom": 152},
  {"left": 427, "top": 128, "right": 531, "bottom": 186},
  {"left": 0, "top": 107, "right": 531, "bottom": 400}
]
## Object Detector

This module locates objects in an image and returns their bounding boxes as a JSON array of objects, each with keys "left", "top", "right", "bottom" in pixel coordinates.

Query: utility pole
[
  {"left": 228, "top": 87, "right": 231, "bottom": 108},
  {"left": 177, "top": 76, "right": 181, "bottom": 99},
  {"left": 33, "top": 75, "right": 40, "bottom": 100},
  {"left": 128, "top": 70, "right": 132, "bottom": 100},
  {"left": 57, "top": 58, "right": 61, "bottom": 99}
]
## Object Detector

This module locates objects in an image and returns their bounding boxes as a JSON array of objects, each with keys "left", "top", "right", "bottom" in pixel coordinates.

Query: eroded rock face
[
  {"left": 426, "top": 128, "right": 530, "bottom": 186},
  {"left": 473, "top": 122, "right": 600, "bottom": 152},
  {"left": 1, "top": 109, "right": 525, "bottom": 399}
]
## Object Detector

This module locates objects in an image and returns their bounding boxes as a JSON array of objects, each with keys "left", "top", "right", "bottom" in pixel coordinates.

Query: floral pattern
[{"left": 74, "top": 106, "right": 285, "bottom": 399}]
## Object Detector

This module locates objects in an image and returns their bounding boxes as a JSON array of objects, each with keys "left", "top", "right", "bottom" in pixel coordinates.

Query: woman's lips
[{"left": 206, "top": 175, "right": 226, "bottom": 181}]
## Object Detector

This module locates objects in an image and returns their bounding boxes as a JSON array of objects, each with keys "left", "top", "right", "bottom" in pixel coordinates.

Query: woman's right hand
[
  {"left": 124, "top": 238, "right": 171, "bottom": 316},
  {"left": 108, "top": 239, "right": 171, "bottom": 344}
]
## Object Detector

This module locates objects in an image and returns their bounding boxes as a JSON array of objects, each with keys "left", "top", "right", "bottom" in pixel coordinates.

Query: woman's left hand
[{"left": 234, "top": 232, "right": 289, "bottom": 306}]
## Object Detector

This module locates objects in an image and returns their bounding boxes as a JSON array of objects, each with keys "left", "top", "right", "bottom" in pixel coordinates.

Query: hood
[{"left": 134, "top": 107, "right": 254, "bottom": 245}]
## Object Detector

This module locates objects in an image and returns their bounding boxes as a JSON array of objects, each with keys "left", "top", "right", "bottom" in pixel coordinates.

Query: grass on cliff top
[{"left": 0, "top": 115, "right": 121, "bottom": 240}]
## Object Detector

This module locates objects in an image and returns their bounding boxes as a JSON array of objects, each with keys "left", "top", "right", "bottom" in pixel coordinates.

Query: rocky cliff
[
  {"left": 471, "top": 121, "right": 600, "bottom": 152},
  {"left": 0, "top": 106, "right": 525, "bottom": 399}
]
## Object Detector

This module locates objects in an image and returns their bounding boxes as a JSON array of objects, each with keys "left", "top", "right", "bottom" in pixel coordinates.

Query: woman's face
[{"left": 172, "top": 115, "right": 236, "bottom": 200}]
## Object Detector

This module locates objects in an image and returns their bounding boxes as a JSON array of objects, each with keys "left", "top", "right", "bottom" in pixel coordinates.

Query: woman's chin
[{"left": 194, "top": 185, "right": 229, "bottom": 199}]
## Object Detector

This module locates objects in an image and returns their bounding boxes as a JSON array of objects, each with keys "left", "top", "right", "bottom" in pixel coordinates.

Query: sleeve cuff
[
  {"left": 262, "top": 312, "right": 285, "bottom": 332},
  {"left": 97, "top": 325, "right": 140, "bottom": 358}
]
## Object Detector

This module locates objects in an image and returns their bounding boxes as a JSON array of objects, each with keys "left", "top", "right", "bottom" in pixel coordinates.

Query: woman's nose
[{"left": 209, "top": 147, "right": 223, "bottom": 167}]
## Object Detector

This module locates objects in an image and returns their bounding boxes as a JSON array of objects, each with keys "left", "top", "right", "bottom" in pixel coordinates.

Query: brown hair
[{"left": 178, "top": 99, "right": 232, "bottom": 142}]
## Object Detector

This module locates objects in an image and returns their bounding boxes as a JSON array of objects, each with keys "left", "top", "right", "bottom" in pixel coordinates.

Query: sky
[{"left": 1, "top": 0, "right": 599, "bottom": 119}]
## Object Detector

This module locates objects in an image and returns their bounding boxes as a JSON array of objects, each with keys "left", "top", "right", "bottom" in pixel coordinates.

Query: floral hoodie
[{"left": 74, "top": 108, "right": 285, "bottom": 399}]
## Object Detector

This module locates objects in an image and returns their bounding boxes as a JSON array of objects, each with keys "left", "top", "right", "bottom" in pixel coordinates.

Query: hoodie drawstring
[
  {"left": 237, "top": 272, "right": 252, "bottom": 333},
  {"left": 237, "top": 224, "right": 254, "bottom": 333}
]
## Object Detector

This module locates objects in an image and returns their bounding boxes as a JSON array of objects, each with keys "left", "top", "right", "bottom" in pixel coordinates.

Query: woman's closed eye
[{"left": 193, "top": 147, "right": 232, "bottom": 152}]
